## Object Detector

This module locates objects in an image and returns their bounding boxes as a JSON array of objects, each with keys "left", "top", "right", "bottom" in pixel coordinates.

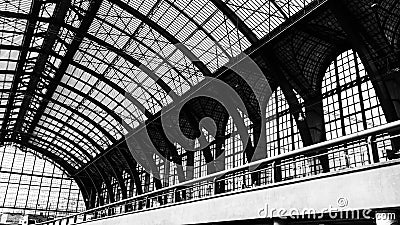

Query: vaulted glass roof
[{"left": 0, "top": 0, "right": 313, "bottom": 169}]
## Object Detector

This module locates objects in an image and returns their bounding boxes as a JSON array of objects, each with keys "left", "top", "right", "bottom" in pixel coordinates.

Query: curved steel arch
[
  {"left": 40, "top": 112, "right": 103, "bottom": 153},
  {"left": 93, "top": 15, "right": 194, "bottom": 88},
  {"left": 12, "top": 0, "right": 72, "bottom": 140},
  {"left": 8, "top": 131, "right": 84, "bottom": 165},
  {"left": 20, "top": 0, "right": 103, "bottom": 144},
  {"left": 0, "top": 0, "right": 43, "bottom": 142},
  {"left": 83, "top": 32, "right": 179, "bottom": 100},
  {"left": 27, "top": 127, "right": 90, "bottom": 162},
  {"left": 10, "top": 41, "right": 155, "bottom": 119},
  {"left": 70, "top": 44, "right": 163, "bottom": 110},
  {"left": 209, "top": 0, "right": 259, "bottom": 44},
  {"left": 108, "top": 0, "right": 213, "bottom": 77},
  {"left": 68, "top": 39, "right": 165, "bottom": 109},
  {"left": 33, "top": 91, "right": 117, "bottom": 143},
  {"left": 57, "top": 81, "right": 133, "bottom": 132},
  {"left": 163, "top": 0, "right": 232, "bottom": 59},
  {"left": 34, "top": 122, "right": 94, "bottom": 160}
]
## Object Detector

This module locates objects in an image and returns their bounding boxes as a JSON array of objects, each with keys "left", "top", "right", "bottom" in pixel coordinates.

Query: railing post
[
  {"left": 213, "top": 177, "right": 217, "bottom": 195},
  {"left": 172, "top": 188, "right": 177, "bottom": 203},
  {"left": 367, "top": 135, "right": 380, "bottom": 163},
  {"left": 272, "top": 160, "right": 282, "bottom": 183},
  {"left": 271, "top": 161, "right": 276, "bottom": 183}
]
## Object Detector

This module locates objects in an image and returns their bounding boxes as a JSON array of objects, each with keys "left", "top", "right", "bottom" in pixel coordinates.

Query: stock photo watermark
[{"left": 259, "top": 198, "right": 397, "bottom": 221}]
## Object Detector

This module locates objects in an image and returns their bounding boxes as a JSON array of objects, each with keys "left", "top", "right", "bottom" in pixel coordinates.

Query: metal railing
[{"left": 38, "top": 120, "right": 400, "bottom": 225}]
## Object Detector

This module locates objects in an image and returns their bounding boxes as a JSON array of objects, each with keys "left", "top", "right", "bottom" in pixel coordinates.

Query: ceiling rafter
[
  {"left": 12, "top": 0, "right": 72, "bottom": 141},
  {"left": 31, "top": 123, "right": 93, "bottom": 160},
  {"left": 107, "top": 0, "right": 212, "bottom": 77},
  {"left": 210, "top": 0, "right": 259, "bottom": 44},
  {"left": 26, "top": 89, "right": 117, "bottom": 143},
  {"left": 0, "top": 1, "right": 43, "bottom": 143},
  {"left": 39, "top": 112, "right": 103, "bottom": 153},
  {"left": 0, "top": 41, "right": 155, "bottom": 119},
  {"left": 21, "top": 0, "right": 104, "bottom": 143},
  {"left": 163, "top": 0, "right": 231, "bottom": 59},
  {"left": 6, "top": 131, "right": 84, "bottom": 165},
  {"left": 94, "top": 15, "right": 193, "bottom": 88}
]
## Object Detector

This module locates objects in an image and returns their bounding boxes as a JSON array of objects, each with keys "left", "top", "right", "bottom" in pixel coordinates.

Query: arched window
[
  {"left": 224, "top": 111, "right": 252, "bottom": 169},
  {"left": 111, "top": 177, "right": 121, "bottom": 202},
  {"left": 265, "top": 87, "right": 303, "bottom": 156},
  {"left": 122, "top": 170, "right": 135, "bottom": 198},
  {"left": 265, "top": 87, "right": 311, "bottom": 180},
  {"left": 0, "top": 144, "right": 85, "bottom": 217},
  {"left": 322, "top": 49, "right": 390, "bottom": 169},
  {"left": 99, "top": 182, "right": 108, "bottom": 205},
  {"left": 223, "top": 111, "right": 252, "bottom": 191}
]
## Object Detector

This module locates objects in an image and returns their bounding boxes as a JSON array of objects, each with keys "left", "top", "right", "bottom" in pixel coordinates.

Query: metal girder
[
  {"left": 12, "top": 0, "right": 71, "bottom": 141},
  {"left": 57, "top": 81, "right": 133, "bottom": 132},
  {"left": 32, "top": 91, "right": 117, "bottom": 143},
  {"left": 33, "top": 123, "right": 93, "bottom": 160},
  {"left": 2, "top": 73, "right": 117, "bottom": 144},
  {"left": 0, "top": 1, "right": 42, "bottom": 143},
  {"left": 84, "top": 32, "right": 179, "bottom": 100},
  {"left": 40, "top": 113, "right": 103, "bottom": 153},
  {"left": 108, "top": 0, "right": 212, "bottom": 77},
  {"left": 210, "top": 0, "right": 259, "bottom": 44},
  {"left": 0, "top": 10, "right": 30, "bottom": 20},
  {"left": 163, "top": 0, "right": 231, "bottom": 59},
  {"left": 93, "top": 15, "right": 194, "bottom": 88},
  {"left": 0, "top": 39, "right": 155, "bottom": 119},
  {"left": 21, "top": 0, "right": 103, "bottom": 144},
  {"left": 78, "top": 168, "right": 101, "bottom": 208},
  {"left": 73, "top": 176, "right": 91, "bottom": 209}
]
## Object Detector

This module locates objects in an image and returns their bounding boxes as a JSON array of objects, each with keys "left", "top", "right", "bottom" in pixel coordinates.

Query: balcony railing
[{"left": 38, "top": 119, "right": 400, "bottom": 225}]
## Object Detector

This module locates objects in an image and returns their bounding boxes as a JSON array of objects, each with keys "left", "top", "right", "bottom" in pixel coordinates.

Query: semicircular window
[{"left": 0, "top": 144, "right": 85, "bottom": 218}]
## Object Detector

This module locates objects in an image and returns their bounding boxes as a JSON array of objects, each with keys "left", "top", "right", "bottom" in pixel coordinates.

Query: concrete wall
[{"left": 78, "top": 161, "right": 400, "bottom": 225}]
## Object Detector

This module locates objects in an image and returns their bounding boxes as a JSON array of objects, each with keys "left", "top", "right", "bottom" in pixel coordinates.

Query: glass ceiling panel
[
  {"left": 39, "top": 124, "right": 93, "bottom": 160},
  {"left": 0, "top": 1, "right": 32, "bottom": 14},
  {"left": 274, "top": 0, "right": 313, "bottom": 17},
  {"left": 99, "top": 1, "right": 204, "bottom": 90},
  {"left": 45, "top": 102, "right": 112, "bottom": 149},
  {"left": 29, "top": 138, "right": 79, "bottom": 168},
  {"left": 63, "top": 68, "right": 140, "bottom": 132},
  {"left": 226, "top": 0, "right": 314, "bottom": 39},
  {"left": 53, "top": 85, "right": 124, "bottom": 140},
  {"left": 39, "top": 116, "right": 99, "bottom": 156},
  {"left": 148, "top": 0, "right": 231, "bottom": 71},
  {"left": 75, "top": 38, "right": 172, "bottom": 114},
  {"left": 34, "top": 122, "right": 89, "bottom": 163},
  {"left": 171, "top": 0, "right": 251, "bottom": 56}
]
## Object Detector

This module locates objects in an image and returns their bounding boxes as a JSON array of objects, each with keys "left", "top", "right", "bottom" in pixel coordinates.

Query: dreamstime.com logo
[{"left": 259, "top": 203, "right": 397, "bottom": 221}]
